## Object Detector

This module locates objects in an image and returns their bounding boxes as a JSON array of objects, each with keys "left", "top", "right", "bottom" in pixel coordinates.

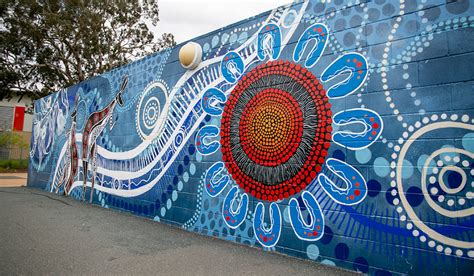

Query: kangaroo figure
[
  {"left": 55, "top": 95, "right": 80, "bottom": 196},
  {"left": 82, "top": 77, "right": 128, "bottom": 202}
]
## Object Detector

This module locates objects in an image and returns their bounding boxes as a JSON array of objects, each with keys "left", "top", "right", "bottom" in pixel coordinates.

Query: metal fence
[{"left": 0, "top": 147, "right": 29, "bottom": 161}]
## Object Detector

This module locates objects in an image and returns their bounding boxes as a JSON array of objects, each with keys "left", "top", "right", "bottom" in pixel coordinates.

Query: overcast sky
[{"left": 154, "top": 0, "right": 293, "bottom": 43}]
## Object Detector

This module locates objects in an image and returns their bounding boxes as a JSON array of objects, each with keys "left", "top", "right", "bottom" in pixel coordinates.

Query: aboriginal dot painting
[{"left": 28, "top": 1, "right": 474, "bottom": 275}]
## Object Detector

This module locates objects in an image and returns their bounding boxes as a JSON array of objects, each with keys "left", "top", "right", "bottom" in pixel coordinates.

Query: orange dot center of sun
[{"left": 239, "top": 88, "right": 303, "bottom": 165}]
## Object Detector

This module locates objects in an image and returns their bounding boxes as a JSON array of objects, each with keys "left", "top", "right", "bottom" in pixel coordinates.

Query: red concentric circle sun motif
[
  {"left": 239, "top": 88, "right": 303, "bottom": 166},
  {"left": 221, "top": 60, "right": 332, "bottom": 202}
]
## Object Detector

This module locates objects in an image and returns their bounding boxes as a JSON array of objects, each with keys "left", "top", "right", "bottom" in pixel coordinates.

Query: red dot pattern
[
  {"left": 221, "top": 60, "right": 333, "bottom": 202},
  {"left": 239, "top": 88, "right": 303, "bottom": 166}
]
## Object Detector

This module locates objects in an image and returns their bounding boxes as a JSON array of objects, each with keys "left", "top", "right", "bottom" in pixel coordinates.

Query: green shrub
[
  {"left": 0, "top": 159, "right": 28, "bottom": 170},
  {"left": 0, "top": 132, "right": 29, "bottom": 149}
]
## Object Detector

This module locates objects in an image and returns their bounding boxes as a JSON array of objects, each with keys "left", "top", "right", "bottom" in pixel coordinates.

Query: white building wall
[{"left": 0, "top": 95, "right": 34, "bottom": 132}]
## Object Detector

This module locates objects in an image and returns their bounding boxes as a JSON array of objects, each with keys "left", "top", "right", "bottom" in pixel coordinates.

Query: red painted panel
[{"left": 13, "top": 106, "right": 25, "bottom": 131}]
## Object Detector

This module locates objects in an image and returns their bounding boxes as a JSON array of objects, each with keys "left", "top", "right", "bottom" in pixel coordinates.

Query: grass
[{"left": 0, "top": 159, "right": 28, "bottom": 173}]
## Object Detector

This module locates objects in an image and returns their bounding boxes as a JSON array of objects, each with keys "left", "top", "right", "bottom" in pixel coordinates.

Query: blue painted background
[{"left": 28, "top": 0, "right": 474, "bottom": 274}]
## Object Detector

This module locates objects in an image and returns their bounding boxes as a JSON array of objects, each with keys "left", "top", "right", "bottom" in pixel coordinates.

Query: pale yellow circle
[{"left": 179, "top": 43, "right": 196, "bottom": 67}]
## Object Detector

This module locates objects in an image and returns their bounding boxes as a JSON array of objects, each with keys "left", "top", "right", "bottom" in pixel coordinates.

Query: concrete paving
[
  {"left": 0, "top": 186, "right": 356, "bottom": 275},
  {"left": 0, "top": 173, "right": 27, "bottom": 187}
]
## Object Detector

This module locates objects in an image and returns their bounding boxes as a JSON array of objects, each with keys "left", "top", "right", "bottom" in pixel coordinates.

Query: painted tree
[{"left": 0, "top": 0, "right": 175, "bottom": 101}]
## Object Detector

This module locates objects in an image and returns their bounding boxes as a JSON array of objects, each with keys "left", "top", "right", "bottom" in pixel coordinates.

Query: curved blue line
[{"left": 340, "top": 205, "right": 474, "bottom": 237}]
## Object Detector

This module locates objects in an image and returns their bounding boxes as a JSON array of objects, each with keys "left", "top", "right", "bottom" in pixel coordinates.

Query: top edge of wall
[{"left": 34, "top": 0, "right": 304, "bottom": 104}]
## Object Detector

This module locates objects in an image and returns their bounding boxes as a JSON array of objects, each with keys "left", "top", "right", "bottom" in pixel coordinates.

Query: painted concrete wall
[{"left": 27, "top": 0, "right": 474, "bottom": 274}]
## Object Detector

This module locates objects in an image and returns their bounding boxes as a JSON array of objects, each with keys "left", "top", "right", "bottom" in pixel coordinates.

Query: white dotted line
[
  {"left": 390, "top": 113, "right": 474, "bottom": 258},
  {"left": 379, "top": 0, "right": 406, "bottom": 124},
  {"left": 388, "top": 16, "right": 474, "bottom": 118},
  {"left": 183, "top": 171, "right": 206, "bottom": 229}
]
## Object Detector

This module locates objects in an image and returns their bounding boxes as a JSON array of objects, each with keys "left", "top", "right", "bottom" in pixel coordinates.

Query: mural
[{"left": 28, "top": 0, "right": 474, "bottom": 275}]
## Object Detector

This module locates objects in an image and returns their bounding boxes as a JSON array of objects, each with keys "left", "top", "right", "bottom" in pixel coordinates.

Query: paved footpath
[
  {"left": 0, "top": 173, "right": 27, "bottom": 187},
  {"left": 0, "top": 186, "right": 356, "bottom": 275}
]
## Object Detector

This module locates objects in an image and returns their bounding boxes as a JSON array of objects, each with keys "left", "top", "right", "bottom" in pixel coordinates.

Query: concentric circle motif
[
  {"left": 143, "top": 97, "right": 160, "bottom": 129},
  {"left": 391, "top": 115, "right": 474, "bottom": 257},
  {"left": 221, "top": 60, "right": 332, "bottom": 202},
  {"left": 136, "top": 81, "right": 169, "bottom": 141},
  {"left": 240, "top": 88, "right": 303, "bottom": 166}
]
